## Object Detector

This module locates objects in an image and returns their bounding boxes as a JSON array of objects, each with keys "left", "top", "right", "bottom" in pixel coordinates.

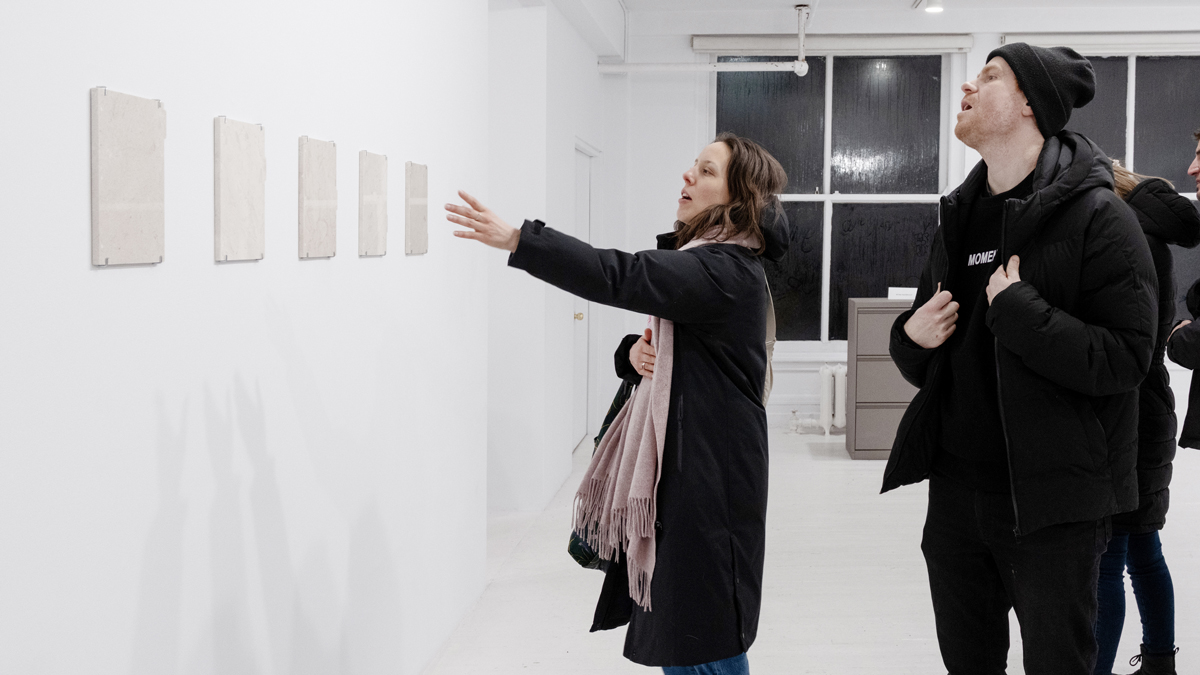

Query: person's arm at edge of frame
[
  {"left": 1167, "top": 318, "right": 1200, "bottom": 369},
  {"left": 985, "top": 206, "right": 1158, "bottom": 398}
]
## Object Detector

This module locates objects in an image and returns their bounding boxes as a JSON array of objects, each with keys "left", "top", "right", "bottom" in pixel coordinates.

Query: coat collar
[
  {"left": 945, "top": 131, "right": 1114, "bottom": 258},
  {"left": 656, "top": 202, "right": 791, "bottom": 257}
]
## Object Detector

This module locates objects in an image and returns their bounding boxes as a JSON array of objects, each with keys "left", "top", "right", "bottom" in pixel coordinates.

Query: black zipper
[{"left": 995, "top": 205, "right": 1022, "bottom": 536}]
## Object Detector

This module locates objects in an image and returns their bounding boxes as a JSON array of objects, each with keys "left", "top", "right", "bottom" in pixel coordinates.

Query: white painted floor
[{"left": 426, "top": 432, "right": 1200, "bottom": 674}]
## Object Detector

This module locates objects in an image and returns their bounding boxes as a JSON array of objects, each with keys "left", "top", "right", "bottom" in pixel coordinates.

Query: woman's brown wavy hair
[{"left": 674, "top": 132, "right": 787, "bottom": 254}]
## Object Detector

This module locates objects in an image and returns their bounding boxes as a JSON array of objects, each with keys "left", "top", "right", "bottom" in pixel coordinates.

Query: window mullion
[
  {"left": 1126, "top": 55, "right": 1137, "bottom": 172},
  {"left": 820, "top": 200, "right": 833, "bottom": 344},
  {"left": 821, "top": 55, "right": 835, "bottom": 343}
]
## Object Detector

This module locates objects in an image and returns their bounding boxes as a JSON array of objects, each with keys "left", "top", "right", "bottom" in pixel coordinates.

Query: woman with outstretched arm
[{"left": 445, "top": 133, "right": 790, "bottom": 675}]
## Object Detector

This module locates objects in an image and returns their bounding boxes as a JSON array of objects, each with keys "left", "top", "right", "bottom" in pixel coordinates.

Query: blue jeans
[
  {"left": 662, "top": 653, "right": 749, "bottom": 675},
  {"left": 1094, "top": 531, "right": 1176, "bottom": 674}
]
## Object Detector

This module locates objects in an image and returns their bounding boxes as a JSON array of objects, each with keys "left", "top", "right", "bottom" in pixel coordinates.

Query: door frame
[{"left": 573, "top": 137, "right": 601, "bottom": 441}]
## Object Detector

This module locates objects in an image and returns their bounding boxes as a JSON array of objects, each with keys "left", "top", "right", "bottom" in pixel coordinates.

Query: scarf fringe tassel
[
  {"left": 629, "top": 564, "right": 653, "bottom": 611},
  {"left": 573, "top": 490, "right": 657, "bottom": 557}
]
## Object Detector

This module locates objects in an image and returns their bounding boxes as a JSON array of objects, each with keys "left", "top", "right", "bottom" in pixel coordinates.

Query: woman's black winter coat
[
  {"left": 507, "top": 206, "right": 790, "bottom": 668},
  {"left": 1169, "top": 280, "right": 1200, "bottom": 447},
  {"left": 884, "top": 131, "right": 1159, "bottom": 535},
  {"left": 1115, "top": 179, "right": 1200, "bottom": 533},
  {"left": 1169, "top": 282, "right": 1200, "bottom": 447}
]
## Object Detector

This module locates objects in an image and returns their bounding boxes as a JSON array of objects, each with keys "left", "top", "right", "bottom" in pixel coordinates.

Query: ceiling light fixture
[{"left": 925, "top": 0, "right": 944, "bottom": 12}]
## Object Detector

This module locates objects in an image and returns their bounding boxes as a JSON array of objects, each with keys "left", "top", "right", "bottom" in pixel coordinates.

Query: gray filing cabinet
[{"left": 846, "top": 298, "right": 919, "bottom": 460}]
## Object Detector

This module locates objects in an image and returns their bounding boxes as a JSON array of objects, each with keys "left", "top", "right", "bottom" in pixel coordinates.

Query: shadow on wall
[
  {"left": 239, "top": 377, "right": 302, "bottom": 673},
  {"left": 129, "top": 395, "right": 188, "bottom": 675},
  {"left": 130, "top": 379, "right": 405, "bottom": 674},
  {"left": 196, "top": 384, "right": 261, "bottom": 674},
  {"left": 341, "top": 500, "right": 404, "bottom": 674}
]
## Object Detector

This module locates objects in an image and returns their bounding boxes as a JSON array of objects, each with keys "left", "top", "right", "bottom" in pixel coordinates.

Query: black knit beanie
[{"left": 986, "top": 43, "right": 1096, "bottom": 138}]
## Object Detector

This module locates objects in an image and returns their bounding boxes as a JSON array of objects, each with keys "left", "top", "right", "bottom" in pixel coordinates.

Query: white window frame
[
  {"left": 1002, "top": 32, "right": 1200, "bottom": 201},
  {"left": 703, "top": 38, "right": 971, "bottom": 345},
  {"left": 704, "top": 32, "right": 1200, "bottom": 349}
]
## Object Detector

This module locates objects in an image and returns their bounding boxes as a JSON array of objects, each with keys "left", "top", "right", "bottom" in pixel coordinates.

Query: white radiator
[{"left": 818, "top": 364, "right": 848, "bottom": 436}]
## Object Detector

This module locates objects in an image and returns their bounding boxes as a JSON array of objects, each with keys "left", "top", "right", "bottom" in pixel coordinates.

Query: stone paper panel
[
  {"left": 359, "top": 151, "right": 387, "bottom": 256},
  {"left": 405, "top": 161, "right": 428, "bottom": 255},
  {"left": 90, "top": 87, "right": 166, "bottom": 266},
  {"left": 214, "top": 117, "right": 265, "bottom": 261},
  {"left": 299, "top": 136, "right": 337, "bottom": 258}
]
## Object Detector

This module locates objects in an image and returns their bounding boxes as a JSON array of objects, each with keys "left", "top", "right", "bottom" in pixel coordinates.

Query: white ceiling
[
  {"left": 618, "top": 0, "right": 1200, "bottom": 41},
  {"left": 623, "top": 0, "right": 1199, "bottom": 10}
]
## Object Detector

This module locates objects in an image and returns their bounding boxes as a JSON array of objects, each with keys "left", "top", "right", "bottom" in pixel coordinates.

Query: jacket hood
[
  {"left": 1188, "top": 280, "right": 1200, "bottom": 320},
  {"left": 1028, "top": 131, "right": 1115, "bottom": 209},
  {"left": 956, "top": 131, "right": 1113, "bottom": 210},
  {"left": 1126, "top": 177, "right": 1200, "bottom": 248},
  {"left": 658, "top": 201, "right": 792, "bottom": 261},
  {"left": 949, "top": 131, "right": 1118, "bottom": 257},
  {"left": 759, "top": 200, "right": 791, "bottom": 262}
]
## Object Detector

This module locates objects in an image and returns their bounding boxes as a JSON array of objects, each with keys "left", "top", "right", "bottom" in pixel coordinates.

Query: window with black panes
[
  {"left": 718, "top": 54, "right": 942, "bottom": 341},
  {"left": 718, "top": 52, "right": 1200, "bottom": 341}
]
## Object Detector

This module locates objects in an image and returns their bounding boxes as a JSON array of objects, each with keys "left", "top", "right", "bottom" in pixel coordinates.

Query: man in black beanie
[{"left": 883, "top": 44, "right": 1158, "bottom": 674}]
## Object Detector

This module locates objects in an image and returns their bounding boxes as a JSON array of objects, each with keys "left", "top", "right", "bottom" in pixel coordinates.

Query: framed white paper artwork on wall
[
  {"left": 90, "top": 87, "right": 166, "bottom": 266},
  {"left": 214, "top": 117, "right": 265, "bottom": 262},
  {"left": 298, "top": 136, "right": 336, "bottom": 259},
  {"left": 405, "top": 161, "right": 428, "bottom": 256},
  {"left": 359, "top": 150, "right": 387, "bottom": 256}
]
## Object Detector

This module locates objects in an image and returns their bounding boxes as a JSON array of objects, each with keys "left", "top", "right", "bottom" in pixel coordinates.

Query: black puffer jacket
[
  {"left": 1114, "top": 179, "right": 1200, "bottom": 533},
  {"left": 883, "top": 131, "right": 1158, "bottom": 535},
  {"left": 509, "top": 205, "right": 790, "bottom": 667},
  {"left": 1167, "top": 280, "right": 1200, "bottom": 448}
]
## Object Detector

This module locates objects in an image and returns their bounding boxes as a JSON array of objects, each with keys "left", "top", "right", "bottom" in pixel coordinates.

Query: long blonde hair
[{"left": 1112, "top": 159, "right": 1172, "bottom": 200}]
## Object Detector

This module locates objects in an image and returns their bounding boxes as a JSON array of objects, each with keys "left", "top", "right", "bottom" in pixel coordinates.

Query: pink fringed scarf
[{"left": 571, "top": 230, "right": 761, "bottom": 610}]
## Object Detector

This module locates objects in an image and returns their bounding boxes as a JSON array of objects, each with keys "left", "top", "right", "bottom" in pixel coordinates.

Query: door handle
[{"left": 574, "top": 312, "right": 584, "bottom": 321}]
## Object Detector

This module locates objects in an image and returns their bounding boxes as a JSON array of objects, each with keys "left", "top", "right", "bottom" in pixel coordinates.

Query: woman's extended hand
[
  {"left": 631, "top": 328, "right": 656, "bottom": 379},
  {"left": 445, "top": 191, "right": 520, "bottom": 252}
]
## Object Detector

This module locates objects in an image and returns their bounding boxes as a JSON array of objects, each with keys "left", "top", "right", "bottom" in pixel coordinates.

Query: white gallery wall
[
  {"left": 487, "top": 0, "right": 632, "bottom": 512},
  {"left": 618, "top": 1, "right": 1200, "bottom": 427},
  {"left": 0, "top": 1, "right": 490, "bottom": 673},
  {"left": 488, "top": 5, "right": 555, "bottom": 514}
]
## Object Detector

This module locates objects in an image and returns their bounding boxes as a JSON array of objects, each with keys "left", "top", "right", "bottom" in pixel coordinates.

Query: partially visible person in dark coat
[
  {"left": 445, "top": 133, "right": 791, "bottom": 675},
  {"left": 1164, "top": 130, "right": 1200, "bottom": 450},
  {"left": 1190, "top": 128, "right": 1200, "bottom": 201},
  {"left": 1169, "top": 282, "right": 1200, "bottom": 448},
  {"left": 884, "top": 44, "right": 1158, "bottom": 675},
  {"left": 1094, "top": 164, "right": 1199, "bottom": 675}
]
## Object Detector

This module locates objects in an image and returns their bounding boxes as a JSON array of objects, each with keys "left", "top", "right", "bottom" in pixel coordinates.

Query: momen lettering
[{"left": 967, "top": 250, "right": 997, "bottom": 266}]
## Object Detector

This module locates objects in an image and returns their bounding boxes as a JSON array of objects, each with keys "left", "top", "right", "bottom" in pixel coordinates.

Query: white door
[{"left": 572, "top": 150, "right": 592, "bottom": 448}]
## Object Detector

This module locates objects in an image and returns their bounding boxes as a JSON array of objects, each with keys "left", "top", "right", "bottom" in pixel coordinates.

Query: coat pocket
[{"left": 1056, "top": 392, "right": 1108, "bottom": 473}]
